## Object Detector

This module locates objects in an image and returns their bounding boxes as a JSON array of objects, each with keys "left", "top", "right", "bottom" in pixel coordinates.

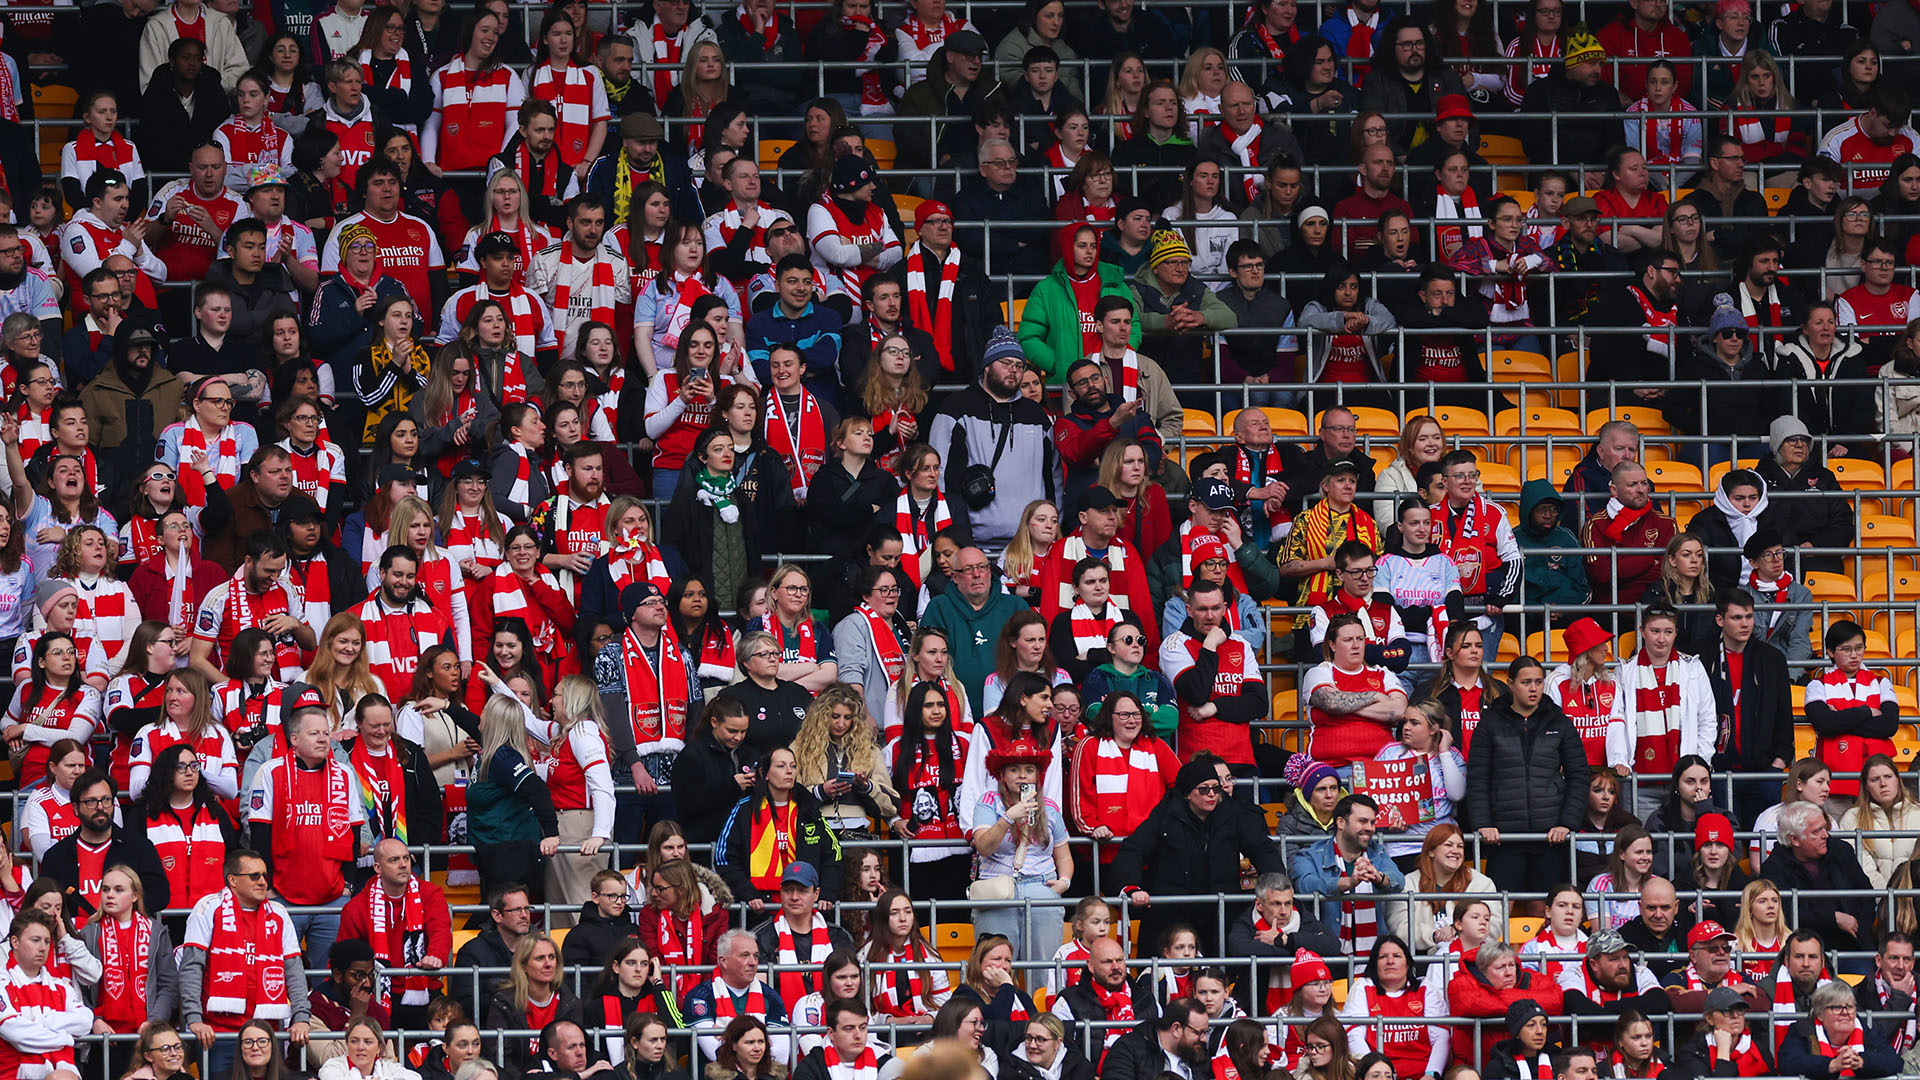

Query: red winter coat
[{"left": 1447, "top": 952, "right": 1566, "bottom": 1066}]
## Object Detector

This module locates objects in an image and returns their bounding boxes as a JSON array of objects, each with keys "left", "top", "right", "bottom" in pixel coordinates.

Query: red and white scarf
[
  {"left": 896, "top": 491, "right": 952, "bottom": 589},
  {"left": 357, "top": 48, "right": 412, "bottom": 93},
  {"left": 1870, "top": 977, "right": 1919, "bottom": 1052},
  {"left": 765, "top": 387, "right": 826, "bottom": 498},
  {"left": 1087, "top": 736, "right": 1167, "bottom": 833},
  {"left": 1710, "top": 1032, "right": 1770, "bottom": 1074},
  {"left": 204, "top": 888, "right": 292, "bottom": 1019},
  {"left": 96, "top": 913, "right": 151, "bottom": 1031},
  {"left": 772, "top": 915, "right": 832, "bottom": 1007},
  {"left": 1069, "top": 603, "right": 1119, "bottom": 658},
  {"left": 1434, "top": 186, "right": 1482, "bottom": 255},
  {"left": 873, "top": 942, "right": 930, "bottom": 1014},
  {"left": 904, "top": 243, "right": 959, "bottom": 372},
  {"left": 649, "top": 20, "right": 691, "bottom": 103},
  {"left": 1224, "top": 122, "right": 1266, "bottom": 202},
  {"left": 367, "top": 875, "right": 432, "bottom": 1006},
  {"left": 1772, "top": 959, "right": 1832, "bottom": 1047},
  {"left": 856, "top": 603, "right": 906, "bottom": 685},
  {"left": 1815, "top": 1024, "right": 1866, "bottom": 1074},
  {"left": 653, "top": 907, "right": 702, "bottom": 995},
  {"left": 224, "top": 570, "right": 304, "bottom": 679},
  {"left": 179, "top": 419, "right": 240, "bottom": 500},
  {"left": 844, "top": 13, "right": 889, "bottom": 109},
  {"left": 899, "top": 11, "right": 965, "bottom": 49}
]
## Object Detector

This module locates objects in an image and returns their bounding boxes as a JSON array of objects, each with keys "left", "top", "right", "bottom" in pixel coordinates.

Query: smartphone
[
  {"left": 837, "top": 771, "right": 857, "bottom": 781},
  {"left": 1019, "top": 782, "right": 1037, "bottom": 825}
]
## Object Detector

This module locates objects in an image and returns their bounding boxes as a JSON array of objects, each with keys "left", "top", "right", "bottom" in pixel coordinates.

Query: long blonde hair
[
  {"left": 1098, "top": 437, "right": 1157, "bottom": 498},
  {"left": 552, "top": 673, "right": 604, "bottom": 742},
  {"left": 436, "top": 481, "right": 506, "bottom": 555},
  {"left": 680, "top": 42, "right": 728, "bottom": 111},
  {"left": 483, "top": 168, "right": 528, "bottom": 227},
  {"left": 999, "top": 500, "right": 1057, "bottom": 585},
  {"left": 507, "top": 931, "right": 564, "bottom": 1013},
  {"left": 1176, "top": 47, "right": 1226, "bottom": 102},
  {"left": 480, "top": 694, "right": 531, "bottom": 765},
  {"left": 1727, "top": 50, "right": 1796, "bottom": 112},
  {"left": 1733, "top": 878, "right": 1789, "bottom": 952},
  {"left": 388, "top": 496, "right": 443, "bottom": 559},
  {"left": 304, "top": 612, "right": 383, "bottom": 730},
  {"left": 1851, "top": 753, "right": 1912, "bottom": 862},
  {"left": 1655, "top": 534, "right": 1713, "bottom": 603},
  {"left": 791, "top": 684, "right": 883, "bottom": 788}
]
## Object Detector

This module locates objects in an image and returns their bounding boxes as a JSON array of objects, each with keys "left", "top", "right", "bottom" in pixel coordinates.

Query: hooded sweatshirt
[
  {"left": 1082, "top": 662, "right": 1180, "bottom": 739},
  {"left": 1517, "top": 479, "right": 1589, "bottom": 608},
  {"left": 919, "top": 580, "right": 1029, "bottom": 707}
]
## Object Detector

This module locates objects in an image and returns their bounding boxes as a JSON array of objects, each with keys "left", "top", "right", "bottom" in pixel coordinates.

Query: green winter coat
[
  {"left": 1518, "top": 478, "right": 1591, "bottom": 608},
  {"left": 1018, "top": 258, "right": 1141, "bottom": 382}
]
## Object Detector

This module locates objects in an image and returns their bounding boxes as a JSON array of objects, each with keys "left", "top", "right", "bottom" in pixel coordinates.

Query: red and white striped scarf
[
  {"left": 1870, "top": 977, "right": 1919, "bottom": 1052},
  {"left": 1734, "top": 105, "right": 1792, "bottom": 150},
  {"left": 179, "top": 419, "right": 240, "bottom": 497},
  {"left": 1087, "top": 736, "right": 1166, "bottom": 832},
  {"left": 895, "top": 491, "right": 951, "bottom": 589},
  {"left": 1225, "top": 122, "right": 1265, "bottom": 202},
  {"left": 828, "top": 1047, "right": 880, "bottom": 1080},
  {"left": 904, "top": 243, "right": 960, "bottom": 372},
  {"left": 1815, "top": 1024, "right": 1865, "bottom": 1074},
  {"left": 358, "top": 48, "right": 412, "bottom": 94},
  {"left": 1772, "top": 959, "right": 1832, "bottom": 1048},
  {"left": 97, "top": 913, "right": 151, "bottom": 1031},
  {"left": 873, "top": 942, "right": 930, "bottom": 1014},
  {"left": 899, "top": 11, "right": 965, "bottom": 49},
  {"left": 1629, "top": 98, "right": 1689, "bottom": 164},
  {"left": 649, "top": 20, "right": 691, "bottom": 104},
  {"left": 1434, "top": 186, "right": 1482, "bottom": 256},
  {"left": 1068, "top": 602, "right": 1119, "bottom": 658},
  {"left": 765, "top": 388, "right": 826, "bottom": 498},
  {"left": 489, "top": 564, "right": 565, "bottom": 656},
  {"left": 1337, "top": 852, "right": 1378, "bottom": 955},
  {"left": 856, "top": 604, "right": 906, "bottom": 685},
  {"left": 504, "top": 442, "right": 533, "bottom": 507},
  {"left": 16, "top": 405, "right": 49, "bottom": 460},
  {"left": 842, "top": 13, "right": 889, "bottom": 109},
  {"left": 1178, "top": 520, "right": 1249, "bottom": 592}
]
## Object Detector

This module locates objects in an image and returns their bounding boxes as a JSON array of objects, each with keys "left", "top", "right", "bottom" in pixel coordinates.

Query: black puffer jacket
[
  {"left": 1109, "top": 792, "right": 1286, "bottom": 897},
  {"left": 1462, "top": 694, "right": 1589, "bottom": 834}
]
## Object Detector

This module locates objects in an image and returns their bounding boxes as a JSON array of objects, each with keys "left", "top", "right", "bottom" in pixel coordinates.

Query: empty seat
[
  {"left": 1182, "top": 409, "right": 1217, "bottom": 436},
  {"left": 1584, "top": 406, "right": 1670, "bottom": 434},
  {"left": 1646, "top": 460, "right": 1704, "bottom": 492}
]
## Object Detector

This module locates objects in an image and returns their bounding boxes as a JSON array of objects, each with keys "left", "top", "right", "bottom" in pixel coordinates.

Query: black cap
[
  {"left": 621, "top": 581, "right": 666, "bottom": 613},
  {"left": 1117, "top": 195, "right": 1154, "bottom": 221},
  {"left": 475, "top": 231, "right": 519, "bottom": 260},
  {"left": 450, "top": 458, "right": 489, "bottom": 482},
  {"left": 1324, "top": 458, "right": 1364, "bottom": 477},
  {"left": 946, "top": 28, "right": 988, "bottom": 53},
  {"left": 279, "top": 494, "right": 325, "bottom": 523},
  {"left": 377, "top": 464, "right": 420, "bottom": 488},
  {"left": 1194, "top": 477, "right": 1238, "bottom": 511},
  {"left": 117, "top": 326, "right": 158, "bottom": 350},
  {"left": 1078, "top": 485, "right": 1119, "bottom": 513}
]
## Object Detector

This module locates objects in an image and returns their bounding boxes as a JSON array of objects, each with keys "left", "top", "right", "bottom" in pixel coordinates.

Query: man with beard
[
  {"left": 192, "top": 526, "right": 314, "bottom": 683},
  {"left": 1682, "top": 236, "right": 1805, "bottom": 365},
  {"left": 585, "top": 113, "right": 701, "bottom": 227},
  {"left": 1664, "top": 921, "right": 1762, "bottom": 1006},
  {"left": 594, "top": 36, "right": 655, "bottom": 124},
  {"left": 1587, "top": 249, "right": 1683, "bottom": 410},
  {"left": 529, "top": 194, "right": 631, "bottom": 358},
  {"left": 279, "top": 494, "right": 366, "bottom": 638},
  {"left": 1054, "top": 358, "right": 1159, "bottom": 507},
  {"left": 533, "top": 443, "right": 611, "bottom": 603},
  {"left": 1097, "top": 998, "right": 1209, "bottom": 1080},
  {"left": 838, "top": 276, "right": 940, "bottom": 393},
  {"left": 1548, "top": 197, "right": 1628, "bottom": 327},
  {"left": 1355, "top": 18, "right": 1465, "bottom": 156},
  {"left": 492, "top": 100, "right": 583, "bottom": 232},
  {"left": 354, "top": 546, "right": 457, "bottom": 701},
  {"left": 887, "top": 199, "right": 986, "bottom": 387},
  {"left": 64, "top": 269, "right": 132, "bottom": 388},
  {"left": 1518, "top": 30, "right": 1618, "bottom": 181},
  {"left": 1558, "top": 929, "right": 1671, "bottom": 1028},
  {"left": 1291, "top": 792, "right": 1404, "bottom": 959},
  {"left": 80, "top": 325, "right": 182, "bottom": 466},
  {"left": 927, "top": 328, "right": 1055, "bottom": 547},
  {"left": 59, "top": 170, "right": 168, "bottom": 315},
  {"left": 39, "top": 769, "right": 171, "bottom": 917},
  {"left": 0, "top": 226, "right": 61, "bottom": 357},
  {"left": 1052, "top": 936, "right": 1139, "bottom": 1051},
  {"left": 1579, "top": 462, "right": 1676, "bottom": 607}
]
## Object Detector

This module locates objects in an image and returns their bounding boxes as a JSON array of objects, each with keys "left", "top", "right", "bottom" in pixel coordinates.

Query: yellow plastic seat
[
  {"left": 1478, "top": 462, "right": 1522, "bottom": 493},
  {"left": 1369, "top": 448, "right": 1397, "bottom": 475},
  {"left": 1508, "top": 917, "right": 1545, "bottom": 944},
  {"left": 757, "top": 138, "right": 797, "bottom": 173},
  {"left": 1805, "top": 573, "right": 1859, "bottom": 606},
  {"left": 1830, "top": 458, "right": 1887, "bottom": 491},
  {"left": 1273, "top": 689, "right": 1298, "bottom": 721},
  {"left": 1487, "top": 350, "right": 1553, "bottom": 381},
  {"left": 549, "top": 927, "right": 570, "bottom": 950},
  {"left": 1499, "top": 190, "right": 1538, "bottom": 212},
  {"left": 1222, "top": 406, "right": 1307, "bottom": 439},
  {"left": 866, "top": 138, "right": 898, "bottom": 170},
  {"left": 1861, "top": 515, "right": 1916, "bottom": 550},
  {"left": 1520, "top": 445, "right": 1584, "bottom": 487},
  {"left": 1000, "top": 299, "right": 1026, "bottom": 327},
  {"left": 894, "top": 193, "right": 926, "bottom": 222},
  {"left": 1314, "top": 406, "right": 1401, "bottom": 439},
  {"left": 1478, "top": 134, "right": 1527, "bottom": 166},
  {"left": 1525, "top": 628, "right": 1571, "bottom": 663},
  {"left": 1406, "top": 405, "right": 1491, "bottom": 438},
  {"left": 1705, "top": 459, "right": 1762, "bottom": 491},
  {"left": 1762, "top": 187, "right": 1793, "bottom": 214},
  {"left": 1554, "top": 350, "right": 1586, "bottom": 408},
  {"left": 1182, "top": 409, "right": 1218, "bottom": 437},
  {"left": 936, "top": 923, "right": 975, "bottom": 963},
  {"left": 1584, "top": 406, "right": 1671, "bottom": 435},
  {"left": 1646, "top": 460, "right": 1704, "bottom": 493},
  {"left": 1494, "top": 407, "right": 1584, "bottom": 438}
]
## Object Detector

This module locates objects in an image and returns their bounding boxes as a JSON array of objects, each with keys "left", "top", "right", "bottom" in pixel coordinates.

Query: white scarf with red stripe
[
  {"left": 772, "top": 915, "right": 832, "bottom": 1008},
  {"left": 1225, "top": 122, "right": 1266, "bottom": 201},
  {"left": 1869, "top": 977, "right": 1918, "bottom": 1052},
  {"left": 1772, "top": 959, "right": 1832, "bottom": 1048},
  {"left": 1103, "top": 349, "right": 1143, "bottom": 403},
  {"left": 905, "top": 242, "right": 960, "bottom": 372},
  {"left": 358, "top": 48, "right": 412, "bottom": 93},
  {"left": 649, "top": 20, "right": 690, "bottom": 103},
  {"left": 828, "top": 1047, "right": 880, "bottom": 1080},
  {"left": 765, "top": 388, "right": 826, "bottom": 498},
  {"left": 1434, "top": 186, "right": 1482, "bottom": 255},
  {"left": 180, "top": 419, "right": 240, "bottom": 497},
  {"left": 1068, "top": 602, "right": 1119, "bottom": 657},
  {"left": 899, "top": 11, "right": 964, "bottom": 49},
  {"left": 896, "top": 491, "right": 951, "bottom": 589},
  {"left": 504, "top": 443, "right": 533, "bottom": 507}
]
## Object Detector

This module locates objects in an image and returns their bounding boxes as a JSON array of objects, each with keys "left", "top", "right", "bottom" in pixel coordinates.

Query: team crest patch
[
  {"left": 130, "top": 737, "right": 143, "bottom": 756},
  {"left": 689, "top": 997, "right": 709, "bottom": 1018},
  {"left": 251, "top": 789, "right": 266, "bottom": 812},
  {"left": 69, "top": 236, "right": 84, "bottom": 255}
]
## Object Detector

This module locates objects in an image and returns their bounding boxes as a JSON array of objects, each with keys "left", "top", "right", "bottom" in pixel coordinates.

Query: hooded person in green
[
  {"left": 1518, "top": 478, "right": 1590, "bottom": 627},
  {"left": 1082, "top": 621, "right": 1180, "bottom": 738},
  {"left": 919, "top": 544, "right": 1028, "bottom": 707},
  {"left": 1017, "top": 222, "right": 1141, "bottom": 381}
]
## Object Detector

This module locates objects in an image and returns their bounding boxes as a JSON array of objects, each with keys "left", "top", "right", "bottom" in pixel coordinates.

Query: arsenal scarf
[
  {"left": 97, "top": 914, "right": 151, "bottom": 1031},
  {"left": 873, "top": 942, "right": 930, "bottom": 1014},
  {"left": 1871, "top": 977, "right": 1918, "bottom": 1052},
  {"left": 1178, "top": 520, "right": 1250, "bottom": 592},
  {"left": 1433, "top": 186, "right": 1482, "bottom": 255},
  {"left": 1087, "top": 737, "right": 1167, "bottom": 833},
  {"left": 1225, "top": 122, "right": 1265, "bottom": 201},
  {"left": 772, "top": 915, "right": 830, "bottom": 1007},
  {"left": 904, "top": 243, "right": 960, "bottom": 372},
  {"left": 1710, "top": 1033, "right": 1771, "bottom": 1075},
  {"left": 765, "top": 388, "right": 827, "bottom": 498},
  {"left": 747, "top": 799, "right": 800, "bottom": 891},
  {"left": 1595, "top": 498, "right": 1657, "bottom": 545},
  {"left": 1069, "top": 603, "right": 1119, "bottom": 658},
  {"left": 273, "top": 756, "right": 353, "bottom": 862},
  {"left": 224, "top": 570, "right": 304, "bottom": 678},
  {"left": 1631, "top": 650, "right": 1684, "bottom": 775},
  {"left": 179, "top": 420, "right": 240, "bottom": 501},
  {"left": 368, "top": 875, "right": 431, "bottom": 1005},
  {"left": 204, "top": 889, "right": 292, "bottom": 1019},
  {"left": 654, "top": 907, "right": 702, "bottom": 995},
  {"left": 896, "top": 491, "right": 952, "bottom": 589},
  {"left": 857, "top": 604, "right": 906, "bottom": 686}
]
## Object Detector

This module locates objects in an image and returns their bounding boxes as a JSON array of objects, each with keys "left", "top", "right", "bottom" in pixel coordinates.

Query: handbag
[
  {"left": 959, "top": 405, "right": 1015, "bottom": 511},
  {"left": 967, "top": 827, "right": 1031, "bottom": 901}
]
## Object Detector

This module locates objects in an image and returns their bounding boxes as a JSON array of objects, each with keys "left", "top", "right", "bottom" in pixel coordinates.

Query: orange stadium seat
[
  {"left": 1407, "top": 405, "right": 1490, "bottom": 438},
  {"left": 1585, "top": 406, "right": 1670, "bottom": 434}
]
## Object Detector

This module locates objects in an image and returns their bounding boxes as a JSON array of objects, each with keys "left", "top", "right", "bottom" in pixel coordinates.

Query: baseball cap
[
  {"left": 1195, "top": 478, "right": 1237, "bottom": 511},
  {"left": 1705, "top": 986, "right": 1750, "bottom": 1013},
  {"left": 781, "top": 863, "right": 821, "bottom": 889},
  {"left": 1688, "top": 921, "right": 1736, "bottom": 948},
  {"left": 475, "top": 231, "right": 520, "bottom": 260},
  {"left": 1078, "top": 485, "right": 1119, "bottom": 513}
]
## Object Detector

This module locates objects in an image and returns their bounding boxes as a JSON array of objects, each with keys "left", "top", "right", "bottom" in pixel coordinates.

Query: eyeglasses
[
  {"left": 873, "top": 585, "right": 902, "bottom": 596},
  {"left": 982, "top": 158, "right": 1018, "bottom": 168},
  {"left": 175, "top": 761, "right": 202, "bottom": 773},
  {"left": 231, "top": 870, "right": 269, "bottom": 881},
  {"left": 498, "top": 904, "right": 534, "bottom": 916},
  {"left": 152, "top": 1042, "right": 187, "bottom": 1054},
  {"left": 1324, "top": 424, "right": 1357, "bottom": 434},
  {"left": 748, "top": 649, "right": 780, "bottom": 660},
  {"left": 1446, "top": 470, "right": 1482, "bottom": 481},
  {"left": 1867, "top": 257, "right": 1898, "bottom": 267},
  {"left": 779, "top": 584, "right": 810, "bottom": 594},
  {"left": 595, "top": 891, "right": 628, "bottom": 901},
  {"left": 955, "top": 563, "right": 990, "bottom": 574},
  {"left": 1069, "top": 374, "right": 1103, "bottom": 389},
  {"left": 1757, "top": 548, "right": 1786, "bottom": 560},
  {"left": 240, "top": 1037, "right": 275, "bottom": 1050},
  {"left": 1342, "top": 566, "right": 1377, "bottom": 577},
  {"left": 202, "top": 396, "right": 235, "bottom": 406},
  {"left": 78, "top": 796, "right": 115, "bottom": 808},
  {"left": 1306, "top": 1042, "right": 1334, "bottom": 1053}
]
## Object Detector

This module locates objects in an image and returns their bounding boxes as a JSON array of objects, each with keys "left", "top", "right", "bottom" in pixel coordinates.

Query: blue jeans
[
  {"left": 973, "top": 877, "right": 1067, "bottom": 968},
  {"left": 286, "top": 892, "right": 350, "bottom": 970},
  {"left": 653, "top": 467, "right": 681, "bottom": 504}
]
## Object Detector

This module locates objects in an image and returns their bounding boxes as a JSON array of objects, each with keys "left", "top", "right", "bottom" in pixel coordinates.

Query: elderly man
[
  {"left": 1197, "top": 82, "right": 1301, "bottom": 204},
  {"left": 1225, "top": 872, "right": 1340, "bottom": 1014},
  {"left": 1283, "top": 407, "right": 1378, "bottom": 512},
  {"left": 1579, "top": 462, "right": 1676, "bottom": 609},
  {"left": 1664, "top": 921, "right": 1763, "bottom": 1011},
  {"left": 1777, "top": 981, "right": 1903, "bottom": 1079},
  {"left": 1110, "top": 758, "right": 1285, "bottom": 956},
  {"left": 1132, "top": 226, "right": 1236, "bottom": 388},
  {"left": 1617, "top": 878, "right": 1692, "bottom": 982},
  {"left": 683, "top": 929, "right": 792, "bottom": 1063},
  {"left": 1563, "top": 420, "right": 1639, "bottom": 524},
  {"left": 1760, "top": 802, "right": 1877, "bottom": 959},
  {"left": 919, "top": 546, "right": 1025, "bottom": 707},
  {"left": 951, "top": 137, "right": 1050, "bottom": 276},
  {"left": 1558, "top": 928, "right": 1672, "bottom": 1031},
  {"left": 1290, "top": 793, "right": 1404, "bottom": 965}
]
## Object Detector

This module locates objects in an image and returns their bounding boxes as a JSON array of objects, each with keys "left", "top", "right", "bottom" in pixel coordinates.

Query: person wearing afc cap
[
  {"left": 897, "top": 29, "right": 1004, "bottom": 172},
  {"left": 585, "top": 112, "right": 701, "bottom": 226}
]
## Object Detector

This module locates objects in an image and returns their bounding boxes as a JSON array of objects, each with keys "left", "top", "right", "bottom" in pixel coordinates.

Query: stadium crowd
[{"left": 0, "top": 1, "right": 1917, "bottom": 1080}]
